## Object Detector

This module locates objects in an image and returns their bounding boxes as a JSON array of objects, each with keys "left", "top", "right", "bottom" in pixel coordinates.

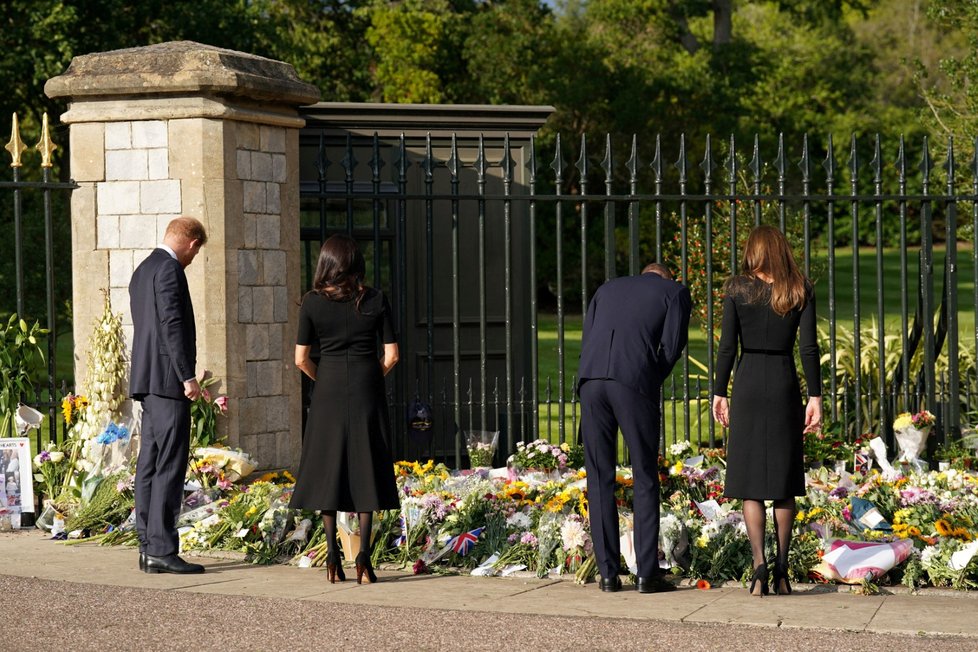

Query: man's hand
[
  {"left": 711, "top": 395, "right": 729, "bottom": 428},
  {"left": 184, "top": 378, "right": 202, "bottom": 401}
]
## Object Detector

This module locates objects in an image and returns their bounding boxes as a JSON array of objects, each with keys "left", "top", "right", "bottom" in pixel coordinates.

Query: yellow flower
[
  {"left": 935, "top": 519, "right": 953, "bottom": 536},
  {"left": 795, "top": 511, "right": 806, "bottom": 522},
  {"left": 893, "top": 509, "right": 910, "bottom": 524},
  {"left": 893, "top": 413, "right": 913, "bottom": 430},
  {"left": 695, "top": 536, "right": 709, "bottom": 549},
  {"left": 245, "top": 506, "right": 258, "bottom": 518},
  {"left": 283, "top": 471, "right": 296, "bottom": 483}
]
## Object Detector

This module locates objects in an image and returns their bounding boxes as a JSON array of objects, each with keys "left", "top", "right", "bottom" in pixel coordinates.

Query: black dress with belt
[
  {"left": 714, "top": 276, "right": 821, "bottom": 500},
  {"left": 288, "top": 288, "right": 400, "bottom": 512}
]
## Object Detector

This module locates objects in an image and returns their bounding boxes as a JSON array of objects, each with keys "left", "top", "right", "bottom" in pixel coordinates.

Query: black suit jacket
[
  {"left": 129, "top": 248, "right": 197, "bottom": 401},
  {"left": 578, "top": 273, "right": 692, "bottom": 398}
]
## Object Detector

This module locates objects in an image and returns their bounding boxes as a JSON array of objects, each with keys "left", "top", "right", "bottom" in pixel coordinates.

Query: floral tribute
[{"left": 42, "top": 332, "right": 978, "bottom": 590}]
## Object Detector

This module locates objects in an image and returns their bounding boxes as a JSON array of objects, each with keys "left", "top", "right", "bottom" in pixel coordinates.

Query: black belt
[{"left": 741, "top": 347, "right": 792, "bottom": 356}]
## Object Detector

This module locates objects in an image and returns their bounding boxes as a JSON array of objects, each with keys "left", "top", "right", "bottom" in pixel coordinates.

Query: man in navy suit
[
  {"left": 129, "top": 217, "right": 207, "bottom": 574},
  {"left": 578, "top": 263, "right": 691, "bottom": 593}
]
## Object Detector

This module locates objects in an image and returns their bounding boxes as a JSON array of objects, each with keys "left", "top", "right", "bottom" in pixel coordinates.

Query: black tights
[
  {"left": 742, "top": 498, "right": 795, "bottom": 570},
  {"left": 322, "top": 511, "right": 373, "bottom": 558}
]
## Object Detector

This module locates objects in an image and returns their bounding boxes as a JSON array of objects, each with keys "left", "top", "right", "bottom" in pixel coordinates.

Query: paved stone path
[{"left": 3, "top": 530, "right": 977, "bottom": 651}]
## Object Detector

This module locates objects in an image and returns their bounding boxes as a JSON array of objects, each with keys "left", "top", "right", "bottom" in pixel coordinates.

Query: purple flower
[
  {"left": 829, "top": 486, "right": 849, "bottom": 499},
  {"left": 520, "top": 531, "right": 538, "bottom": 546}
]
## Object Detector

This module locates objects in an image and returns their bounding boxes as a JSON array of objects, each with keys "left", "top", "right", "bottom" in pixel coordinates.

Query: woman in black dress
[
  {"left": 289, "top": 234, "right": 400, "bottom": 584},
  {"left": 712, "top": 225, "right": 822, "bottom": 597}
]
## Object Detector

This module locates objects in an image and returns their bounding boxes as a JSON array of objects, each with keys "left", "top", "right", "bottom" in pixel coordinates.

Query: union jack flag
[
  {"left": 394, "top": 514, "right": 407, "bottom": 547},
  {"left": 450, "top": 527, "right": 484, "bottom": 556}
]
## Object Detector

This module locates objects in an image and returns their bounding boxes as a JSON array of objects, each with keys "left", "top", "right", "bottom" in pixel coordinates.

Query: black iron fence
[
  {"left": 1, "top": 113, "right": 76, "bottom": 451},
  {"left": 307, "top": 128, "right": 978, "bottom": 466}
]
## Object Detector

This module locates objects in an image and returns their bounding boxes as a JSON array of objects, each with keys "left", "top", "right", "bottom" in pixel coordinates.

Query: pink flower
[{"left": 215, "top": 395, "right": 229, "bottom": 414}]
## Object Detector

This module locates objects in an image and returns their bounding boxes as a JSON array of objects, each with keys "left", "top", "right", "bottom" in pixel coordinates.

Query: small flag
[
  {"left": 394, "top": 514, "right": 407, "bottom": 547},
  {"left": 450, "top": 527, "right": 484, "bottom": 556}
]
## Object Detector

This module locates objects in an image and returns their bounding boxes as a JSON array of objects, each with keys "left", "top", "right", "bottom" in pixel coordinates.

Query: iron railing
[
  {"left": 307, "top": 130, "right": 978, "bottom": 466},
  {"left": 1, "top": 113, "right": 76, "bottom": 452}
]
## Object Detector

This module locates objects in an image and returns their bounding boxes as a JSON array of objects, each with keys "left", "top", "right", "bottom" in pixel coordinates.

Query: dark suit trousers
[
  {"left": 580, "top": 379, "right": 662, "bottom": 579},
  {"left": 135, "top": 394, "right": 191, "bottom": 557}
]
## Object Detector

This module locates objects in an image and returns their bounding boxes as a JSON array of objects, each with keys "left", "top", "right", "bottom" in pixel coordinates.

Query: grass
[{"left": 535, "top": 246, "right": 978, "bottom": 449}]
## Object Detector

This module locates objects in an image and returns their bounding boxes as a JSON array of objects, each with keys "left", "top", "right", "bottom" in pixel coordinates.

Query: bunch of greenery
[
  {"left": 0, "top": 314, "right": 48, "bottom": 438},
  {"left": 803, "top": 421, "right": 854, "bottom": 466},
  {"left": 63, "top": 471, "right": 133, "bottom": 535}
]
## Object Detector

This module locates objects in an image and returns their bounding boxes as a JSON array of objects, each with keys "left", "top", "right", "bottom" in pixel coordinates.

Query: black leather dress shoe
[
  {"left": 599, "top": 576, "right": 622, "bottom": 592},
  {"left": 144, "top": 554, "right": 205, "bottom": 574},
  {"left": 139, "top": 551, "right": 146, "bottom": 572},
  {"left": 636, "top": 574, "right": 676, "bottom": 593}
]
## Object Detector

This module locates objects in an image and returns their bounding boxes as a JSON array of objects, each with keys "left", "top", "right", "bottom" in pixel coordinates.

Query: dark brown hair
[
  {"left": 312, "top": 234, "right": 366, "bottom": 309},
  {"left": 642, "top": 262, "right": 673, "bottom": 280},
  {"left": 739, "top": 225, "right": 806, "bottom": 316}
]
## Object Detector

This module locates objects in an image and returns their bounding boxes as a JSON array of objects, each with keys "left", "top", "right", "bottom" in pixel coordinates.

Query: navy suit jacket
[
  {"left": 129, "top": 249, "right": 197, "bottom": 401},
  {"left": 578, "top": 273, "right": 692, "bottom": 399}
]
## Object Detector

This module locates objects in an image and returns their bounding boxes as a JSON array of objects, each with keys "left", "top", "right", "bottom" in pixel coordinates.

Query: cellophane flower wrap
[
  {"left": 893, "top": 411, "right": 935, "bottom": 472},
  {"left": 465, "top": 430, "right": 499, "bottom": 468}
]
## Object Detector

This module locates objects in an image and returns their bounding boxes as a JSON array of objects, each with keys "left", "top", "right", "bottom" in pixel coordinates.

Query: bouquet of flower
[
  {"left": 94, "top": 419, "right": 134, "bottom": 475},
  {"left": 508, "top": 439, "right": 584, "bottom": 473},
  {"left": 893, "top": 411, "right": 935, "bottom": 472},
  {"left": 32, "top": 445, "right": 69, "bottom": 503},
  {"left": 894, "top": 410, "right": 936, "bottom": 431},
  {"left": 190, "top": 372, "right": 229, "bottom": 449},
  {"left": 191, "top": 446, "right": 256, "bottom": 483},
  {"left": 465, "top": 430, "right": 499, "bottom": 468}
]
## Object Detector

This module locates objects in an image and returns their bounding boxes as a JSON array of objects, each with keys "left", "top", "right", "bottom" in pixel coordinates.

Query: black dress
[
  {"left": 288, "top": 288, "right": 400, "bottom": 512},
  {"left": 714, "top": 276, "right": 821, "bottom": 500}
]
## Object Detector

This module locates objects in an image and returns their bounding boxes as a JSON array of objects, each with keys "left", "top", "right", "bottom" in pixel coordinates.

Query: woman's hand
[
  {"left": 804, "top": 396, "right": 823, "bottom": 434},
  {"left": 381, "top": 343, "right": 400, "bottom": 376},
  {"left": 712, "top": 395, "right": 729, "bottom": 428}
]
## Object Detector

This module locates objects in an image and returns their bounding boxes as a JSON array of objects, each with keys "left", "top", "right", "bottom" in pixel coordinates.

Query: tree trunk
[{"left": 713, "top": 0, "right": 733, "bottom": 47}]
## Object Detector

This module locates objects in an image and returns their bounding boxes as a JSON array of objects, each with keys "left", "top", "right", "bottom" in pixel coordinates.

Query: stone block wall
[{"left": 48, "top": 42, "right": 318, "bottom": 471}]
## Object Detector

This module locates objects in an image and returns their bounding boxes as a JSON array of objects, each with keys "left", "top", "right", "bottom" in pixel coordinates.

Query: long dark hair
[
  {"left": 312, "top": 234, "right": 366, "bottom": 310},
  {"left": 739, "top": 225, "right": 806, "bottom": 316}
]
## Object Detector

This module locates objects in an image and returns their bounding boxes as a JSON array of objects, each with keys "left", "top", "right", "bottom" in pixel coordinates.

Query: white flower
[
  {"left": 669, "top": 441, "right": 692, "bottom": 457},
  {"left": 920, "top": 545, "right": 939, "bottom": 569},
  {"left": 49, "top": 451, "right": 64, "bottom": 463},
  {"left": 506, "top": 511, "right": 532, "bottom": 529},
  {"left": 560, "top": 517, "right": 587, "bottom": 551}
]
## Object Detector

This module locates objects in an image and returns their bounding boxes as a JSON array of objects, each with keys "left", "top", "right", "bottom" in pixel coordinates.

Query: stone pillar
[{"left": 45, "top": 42, "right": 320, "bottom": 470}]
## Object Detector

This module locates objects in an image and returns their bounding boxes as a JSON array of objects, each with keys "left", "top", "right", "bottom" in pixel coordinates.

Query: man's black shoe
[
  {"left": 636, "top": 574, "right": 677, "bottom": 593},
  {"left": 139, "top": 551, "right": 146, "bottom": 572},
  {"left": 599, "top": 576, "right": 622, "bottom": 592},
  {"left": 144, "top": 554, "right": 205, "bottom": 574}
]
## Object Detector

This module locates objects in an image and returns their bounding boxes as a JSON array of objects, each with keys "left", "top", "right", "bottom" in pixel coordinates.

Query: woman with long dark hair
[
  {"left": 288, "top": 234, "right": 400, "bottom": 584},
  {"left": 712, "top": 225, "right": 822, "bottom": 597}
]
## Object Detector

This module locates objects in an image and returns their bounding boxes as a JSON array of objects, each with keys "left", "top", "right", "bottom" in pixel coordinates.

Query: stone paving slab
[{"left": 3, "top": 529, "right": 978, "bottom": 640}]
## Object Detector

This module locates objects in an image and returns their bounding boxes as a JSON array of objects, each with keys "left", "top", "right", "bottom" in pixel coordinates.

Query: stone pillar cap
[{"left": 45, "top": 41, "right": 320, "bottom": 106}]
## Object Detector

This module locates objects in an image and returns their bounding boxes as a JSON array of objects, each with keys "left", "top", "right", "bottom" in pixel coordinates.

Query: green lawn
[{"left": 535, "top": 246, "right": 978, "bottom": 450}]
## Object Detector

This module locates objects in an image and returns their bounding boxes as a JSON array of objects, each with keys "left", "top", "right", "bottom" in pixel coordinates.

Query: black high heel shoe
[
  {"left": 326, "top": 549, "right": 346, "bottom": 584},
  {"left": 748, "top": 563, "right": 769, "bottom": 597},
  {"left": 772, "top": 563, "right": 792, "bottom": 595},
  {"left": 355, "top": 552, "right": 377, "bottom": 584}
]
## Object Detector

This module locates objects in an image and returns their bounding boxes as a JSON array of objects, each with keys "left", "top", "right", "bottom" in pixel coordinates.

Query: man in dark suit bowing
[
  {"left": 129, "top": 216, "right": 207, "bottom": 574},
  {"left": 578, "top": 263, "right": 691, "bottom": 593}
]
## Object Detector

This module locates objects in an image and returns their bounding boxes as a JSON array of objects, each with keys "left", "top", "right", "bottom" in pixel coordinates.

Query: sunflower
[{"left": 935, "top": 519, "right": 953, "bottom": 536}]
